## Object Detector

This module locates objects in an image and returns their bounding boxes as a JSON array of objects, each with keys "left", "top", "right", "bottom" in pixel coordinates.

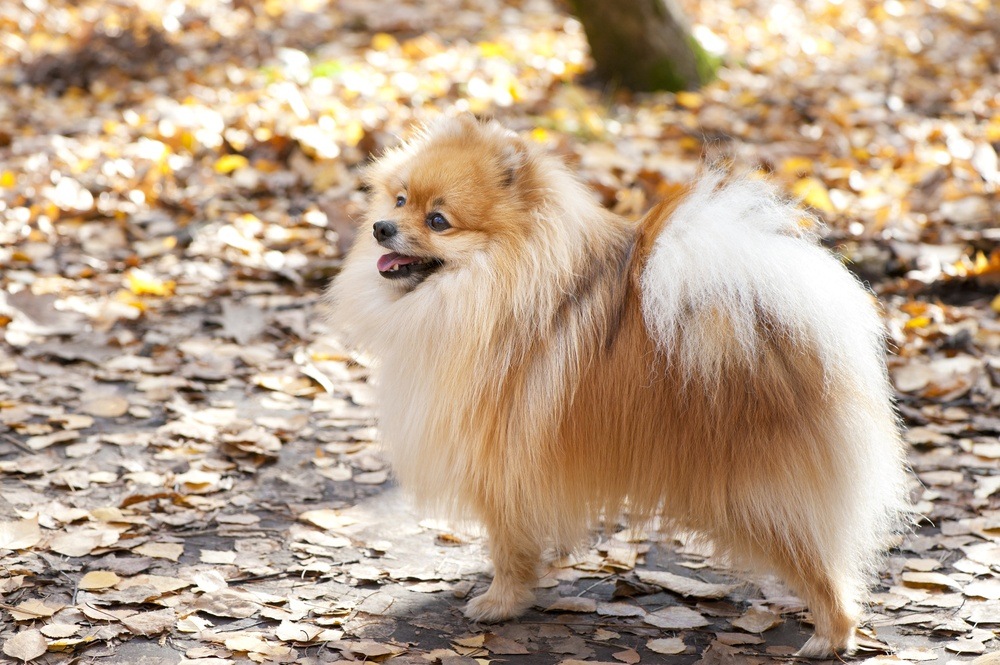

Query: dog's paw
[
  {"left": 795, "top": 633, "right": 856, "bottom": 659},
  {"left": 464, "top": 585, "right": 534, "bottom": 622}
]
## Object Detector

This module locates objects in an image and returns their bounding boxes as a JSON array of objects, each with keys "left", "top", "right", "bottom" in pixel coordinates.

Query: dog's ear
[{"left": 499, "top": 139, "right": 528, "bottom": 188}]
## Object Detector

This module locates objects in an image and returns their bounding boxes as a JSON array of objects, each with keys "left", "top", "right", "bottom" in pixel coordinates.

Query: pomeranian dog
[{"left": 329, "top": 116, "right": 908, "bottom": 657}]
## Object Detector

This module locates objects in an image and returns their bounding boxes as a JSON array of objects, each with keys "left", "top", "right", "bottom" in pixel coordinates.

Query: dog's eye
[
  {"left": 426, "top": 212, "right": 451, "bottom": 232},
  {"left": 395, "top": 195, "right": 406, "bottom": 208}
]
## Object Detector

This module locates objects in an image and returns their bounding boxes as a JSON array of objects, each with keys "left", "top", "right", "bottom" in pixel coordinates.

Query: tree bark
[{"left": 569, "top": 0, "right": 717, "bottom": 92}]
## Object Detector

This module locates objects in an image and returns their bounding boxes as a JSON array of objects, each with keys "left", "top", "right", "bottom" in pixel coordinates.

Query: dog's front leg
[{"left": 463, "top": 510, "right": 540, "bottom": 622}]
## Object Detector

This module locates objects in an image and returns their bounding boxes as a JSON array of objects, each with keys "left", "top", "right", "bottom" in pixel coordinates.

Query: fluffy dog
[{"left": 329, "top": 116, "right": 909, "bottom": 657}]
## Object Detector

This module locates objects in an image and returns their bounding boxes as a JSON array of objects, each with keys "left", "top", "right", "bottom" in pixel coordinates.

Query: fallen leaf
[
  {"left": 643, "top": 605, "right": 709, "bottom": 629},
  {"left": 9, "top": 599, "right": 64, "bottom": 621},
  {"left": 39, "top": 624, "right": 79, "bottom": 639},
  {"left": 901, "top": 571, "right": 962, "bottom": 591},
  {"left": 117, "top": 574, "right": 191, "bottom": 594},
  {"left": 0, "top": 516, "right": 41, "bottom": 550},
  {"left": 596, "top": 601, "right": 645, "bottom": 617},
  {"left": 215, "top": 154, "right": 250, "bottom": 174},
  {"left": 647, "top": 637, "right": 686, "bottom": 655},
  {"left": 79, "top": 396, "right": 130, "bottom": 418},
  {"left": 49, "top": 527, "right": 119, "bottom": 557},
  {"left": 635, "top": 570, "right": 736, "bottom": 599},
  {"left": 79, "top": 570, "right": 121, "bottom": 590},
  {"left": 133, "top": 542, "right": 184, "bottom": 561},
  {"left": 25, "top": 429, "right": 78, "bottom": 450},
  {"left": 964, "top": 579, "right": 1000, "bottom": 600},
  {"left": 298, "top": 509, "right": 355, "bottom": 530},
  {"left": 275, "top": 620, "right": 323, "bottom": 642},
  {"left": 612, "top": 647, "right": 640, "bottom": 663},
  {"left": 483, "top": 634, "right": 529, "bottom": 655},
  {"left": 122, "top": 608, "right": 177, "bottom": 636},
  {"left": 2, "top": 630, "right": 47, "bottom": 662},
  {"left": 546, "top": 597, "right": 597, "bottom": 613},
  {"left": 730, "top": 606, "right": 782, "bottom": 633}
]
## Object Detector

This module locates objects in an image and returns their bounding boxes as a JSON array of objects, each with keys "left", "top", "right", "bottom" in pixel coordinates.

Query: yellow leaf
[
  {"left": 79, "top": 570, "right": 120, "bottom": 590},
  {"left": 125, "top": 269, "right": 175, "bottom": 297},
  {"left": 792, "top": 177, "right": 835, "bottom": 212},
  {"left": 0, "top": 171, "right": 15, "bottom": 188},
  {"left": 529, "top": 127, "right": 550, "bottom": 143},
  {"left": 370, "top": 32, "right": 398, "bottom": 52},
  {"left": 675, "top": 91, "right": 703, "bottom": 109},
  {"left": 342, "top": 120, "right": 364, "bottom": 148},
  {"left": 679, "top": 136, "right": 701, "bottom": 152},
  {"left": 991, "top": 293, "right": 1000, "bottom": 314},
  {"left": 478, "top": 41, "right": 508, "bottom": 58},
  {"left": 988, "top": 115, "right": 1000, "bottom": 143},
  {"left": 133, "top": 542, "right": 184, "bottom": 561},
  {"left": 214, "top": 154, "right": 249, "bottom": 174},
  {"left": 904, "top": 316, "right": 932, "bottom": 330},
  {"left": 780, "top": 156, "right": 813, "bottom": 176}
]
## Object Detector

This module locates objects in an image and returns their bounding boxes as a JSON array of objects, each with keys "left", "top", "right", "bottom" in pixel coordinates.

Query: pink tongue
[{"left": 377, "top": 252, "right": 421, "bottom": 272}]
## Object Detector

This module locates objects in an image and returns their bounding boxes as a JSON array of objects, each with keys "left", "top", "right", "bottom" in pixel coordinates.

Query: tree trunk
[{"left": 569, "top": 0, "right": 717, "bottom": 92}]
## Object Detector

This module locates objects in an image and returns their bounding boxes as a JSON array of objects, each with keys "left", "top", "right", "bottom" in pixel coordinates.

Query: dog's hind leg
[{"left": 735, "top": 521, "right": 860, "bottom": 658}]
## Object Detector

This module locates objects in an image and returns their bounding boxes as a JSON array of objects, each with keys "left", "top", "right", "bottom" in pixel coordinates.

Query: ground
[{"left": 1, "top": 0, "right": 999, "bottom": 663}]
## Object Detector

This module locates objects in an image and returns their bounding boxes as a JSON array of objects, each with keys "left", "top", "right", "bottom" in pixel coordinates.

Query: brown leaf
[
  {"left": 0, "top": 517, "right": 41, "bottom": 550},
  {"left": 901, "top": 572, "right": 962, "bottom": 591},
  {"left": 635, "top": 570, "right": 736, "bottom": 599},
  {"left": 546, "top": 597, "right": 597, "bottom": 613},
  {"left": 643, "top": 606, "right": 709, "bottom": 629},
  {"left": 78, "top": 570, "right": 121, "bottom": 590},
  {"left": 9, "top": 599, "right": 64, "bottom": 621},
  {"left": 121, "top": 608, "right": 177, "bottom": 636},
  {"left": 647, "top": 637, "right": 686, "bottom": 655},
  {"left": 2, "top": 629, "right": 47, "bottom": 662},
  {"left": 730, "top": 606, "right": 782, "bottom": 633},
  {"left": 483, "top": 633, "right": 529, "bottom": 655}
]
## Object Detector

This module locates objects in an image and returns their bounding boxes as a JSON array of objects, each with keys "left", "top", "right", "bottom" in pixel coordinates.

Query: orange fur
[{"left": 328, "top": 116, "right": 909, "bottom": 657}]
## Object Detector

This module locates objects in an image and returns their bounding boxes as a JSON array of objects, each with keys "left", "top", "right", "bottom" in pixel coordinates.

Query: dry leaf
[
  {"left": 647, "top": 637, "right": 686, "bottom": 655},
  {"left": 298, "top": 509, "right": 355, "bottom": 530},
  {"left": 117, "top": 574, "right": 191, "bottom": 594},
  {"left": 133, "top": 542, "right": 184, "bottom": 561},
  {"left": 49, "top": 527, "right": 119, "bottom": 557},
  {"left": 483, "top": 634, "right": 529, "bottom": 655},
  {"left": 122, "top": 608, "right": 177, "bottom": 636},
  {"left": 643, "top": 605, "right": 709, "bottom": 629},
  {"left": 9, "top": 599, "right": 63, "bottom": 621},
  {"left": 2, "top": 629, "right": 47, "bottom": 662},
  {"left": 546, "top": 597, "right": 597, "bottom": 613},
  {"left": 612, "top": 647, "right": 640, "bottom": 663},
  {"left": 964, "top": 580, "right": 1000, "bottom": 600},
  {"left": 79, "top": 396, "right": 131, "bottom": 418},
  {"left": 730, "top": 606, "right": 783, "bottom": 633},
  {"left": 25, "top": 429, "right": 78, "bottom": 450},
  {"left": 39, "top": 624, "right": 79, "bottom": 639},
  {"left": 901, "top": 572, "right": 962, "bottom": 591},
  {"left": 596, "top": 601, "right": 645, "bottom": 617},
  {"left": 79, "top": 570, "right": 121, "bottom": 590},
  {"left": 635, "top": 570, "right": 736, "bottom": 599},
  {"left": 275, "top": 620, "right": 323, "bottom": 642},
  {"left": 0, "top": 516, "right": 41, "bottom": 550}
]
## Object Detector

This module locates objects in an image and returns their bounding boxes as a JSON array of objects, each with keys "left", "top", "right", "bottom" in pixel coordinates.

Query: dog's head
[{"left": 360, "top": 116, "right": 541, "bottom": 292}]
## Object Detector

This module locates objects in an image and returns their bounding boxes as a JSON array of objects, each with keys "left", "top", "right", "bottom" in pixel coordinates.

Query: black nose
[{"left": 373, "top": 221, "right": 397, "bottom": 242}]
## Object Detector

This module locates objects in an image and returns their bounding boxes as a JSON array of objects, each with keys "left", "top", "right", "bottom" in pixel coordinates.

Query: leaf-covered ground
[{"left": 1, "top": 0, "right": 999, "bottom": 663}]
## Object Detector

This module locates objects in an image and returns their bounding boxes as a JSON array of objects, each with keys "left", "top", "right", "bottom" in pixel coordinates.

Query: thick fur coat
[{"left": 329, "top": 116, "right": 909, "bottom": 657}]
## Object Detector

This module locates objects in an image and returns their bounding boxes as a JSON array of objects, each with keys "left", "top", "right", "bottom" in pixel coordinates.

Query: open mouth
[{"left": 377, "top": 252, "right": 444, "bottom": 283}]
